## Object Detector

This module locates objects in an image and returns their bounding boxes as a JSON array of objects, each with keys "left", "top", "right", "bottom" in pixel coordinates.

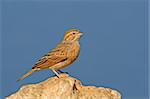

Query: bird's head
[{"left": 63, "top": 29, "right": 83, "bottom": 42}]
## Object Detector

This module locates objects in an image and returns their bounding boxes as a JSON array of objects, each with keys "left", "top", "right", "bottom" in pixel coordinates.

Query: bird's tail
[{"left": 17, "top": 69, "right": 36, "bottom": 82}]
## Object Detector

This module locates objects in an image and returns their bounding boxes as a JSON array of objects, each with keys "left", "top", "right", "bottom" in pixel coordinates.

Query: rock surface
[{"left": 6, "top": 74, "right": 121, "bottom": 99}]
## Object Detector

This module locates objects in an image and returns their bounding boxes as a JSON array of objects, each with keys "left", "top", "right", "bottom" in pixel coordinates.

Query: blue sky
[{"left": 1, "top": 0, "right": 148, "bottom": 99}]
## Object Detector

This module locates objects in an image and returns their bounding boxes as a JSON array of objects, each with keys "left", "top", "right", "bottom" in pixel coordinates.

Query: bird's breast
[
  {"left": 69, "top": 42, "right": 80, "bottom": 62},
  {"left": 51, "top": 42, "right": 80, "bottom": 70}
]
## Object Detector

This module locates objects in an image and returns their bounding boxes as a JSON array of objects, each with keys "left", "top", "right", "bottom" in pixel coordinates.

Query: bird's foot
[{"left": 57, "top": 70, "right": 68, "bottom": 74}]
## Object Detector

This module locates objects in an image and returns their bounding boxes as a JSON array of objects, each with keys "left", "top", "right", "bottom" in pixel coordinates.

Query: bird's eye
[{"left": 73, "top": 33, "right": 76, "bottom": 35}]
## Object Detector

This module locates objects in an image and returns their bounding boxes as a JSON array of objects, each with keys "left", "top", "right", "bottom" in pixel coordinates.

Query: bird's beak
[{"left": 79, "top": 32, "right": 83, "bottom": 36}]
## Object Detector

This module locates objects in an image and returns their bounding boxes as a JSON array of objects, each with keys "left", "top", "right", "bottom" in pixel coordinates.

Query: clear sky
[{"left": 1, "top": 0, "right": 148, "bottom": 99}]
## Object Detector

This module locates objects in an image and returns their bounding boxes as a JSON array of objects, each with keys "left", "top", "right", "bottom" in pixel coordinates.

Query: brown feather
[
  {"left": 32, "top": 43, "right": 69, "bottom": 70},
  {"left": 17, "top": 29, "right": 82, "bottom": 81},
  {"left": 17, "top": 69, "right": 36, "bottom": 81}
]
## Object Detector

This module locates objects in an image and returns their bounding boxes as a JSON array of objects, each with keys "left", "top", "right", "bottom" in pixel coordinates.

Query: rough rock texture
[{"left": 6, "top": 74, "right": 121, "bottom": 99}]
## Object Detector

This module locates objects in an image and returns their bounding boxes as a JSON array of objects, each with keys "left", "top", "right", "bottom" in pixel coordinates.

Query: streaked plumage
[{"left": 17, "top": 29, "right": 83, "bottom": 81}]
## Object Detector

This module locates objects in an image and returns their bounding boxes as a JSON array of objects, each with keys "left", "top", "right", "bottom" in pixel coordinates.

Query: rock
[{"left": 6, "top": 74, "right": 121, "bottom": 99}]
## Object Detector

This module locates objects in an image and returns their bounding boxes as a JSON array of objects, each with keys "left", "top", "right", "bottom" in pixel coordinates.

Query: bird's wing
[{"left": 32, "top": 43, "right": 69, "bottom": 70}]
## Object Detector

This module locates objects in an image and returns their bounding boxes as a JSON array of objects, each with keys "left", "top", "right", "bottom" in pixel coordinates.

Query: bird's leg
[
  {"left": 57, "top": 70, "right": 68, "bottom": 74},
  {"left": 51, "top": 69, "right": 59, "bottom": 78}
]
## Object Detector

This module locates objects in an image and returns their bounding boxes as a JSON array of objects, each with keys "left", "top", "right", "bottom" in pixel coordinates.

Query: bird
[{"left": 17, "top": 29, "right": 83, "bottom": 81}]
